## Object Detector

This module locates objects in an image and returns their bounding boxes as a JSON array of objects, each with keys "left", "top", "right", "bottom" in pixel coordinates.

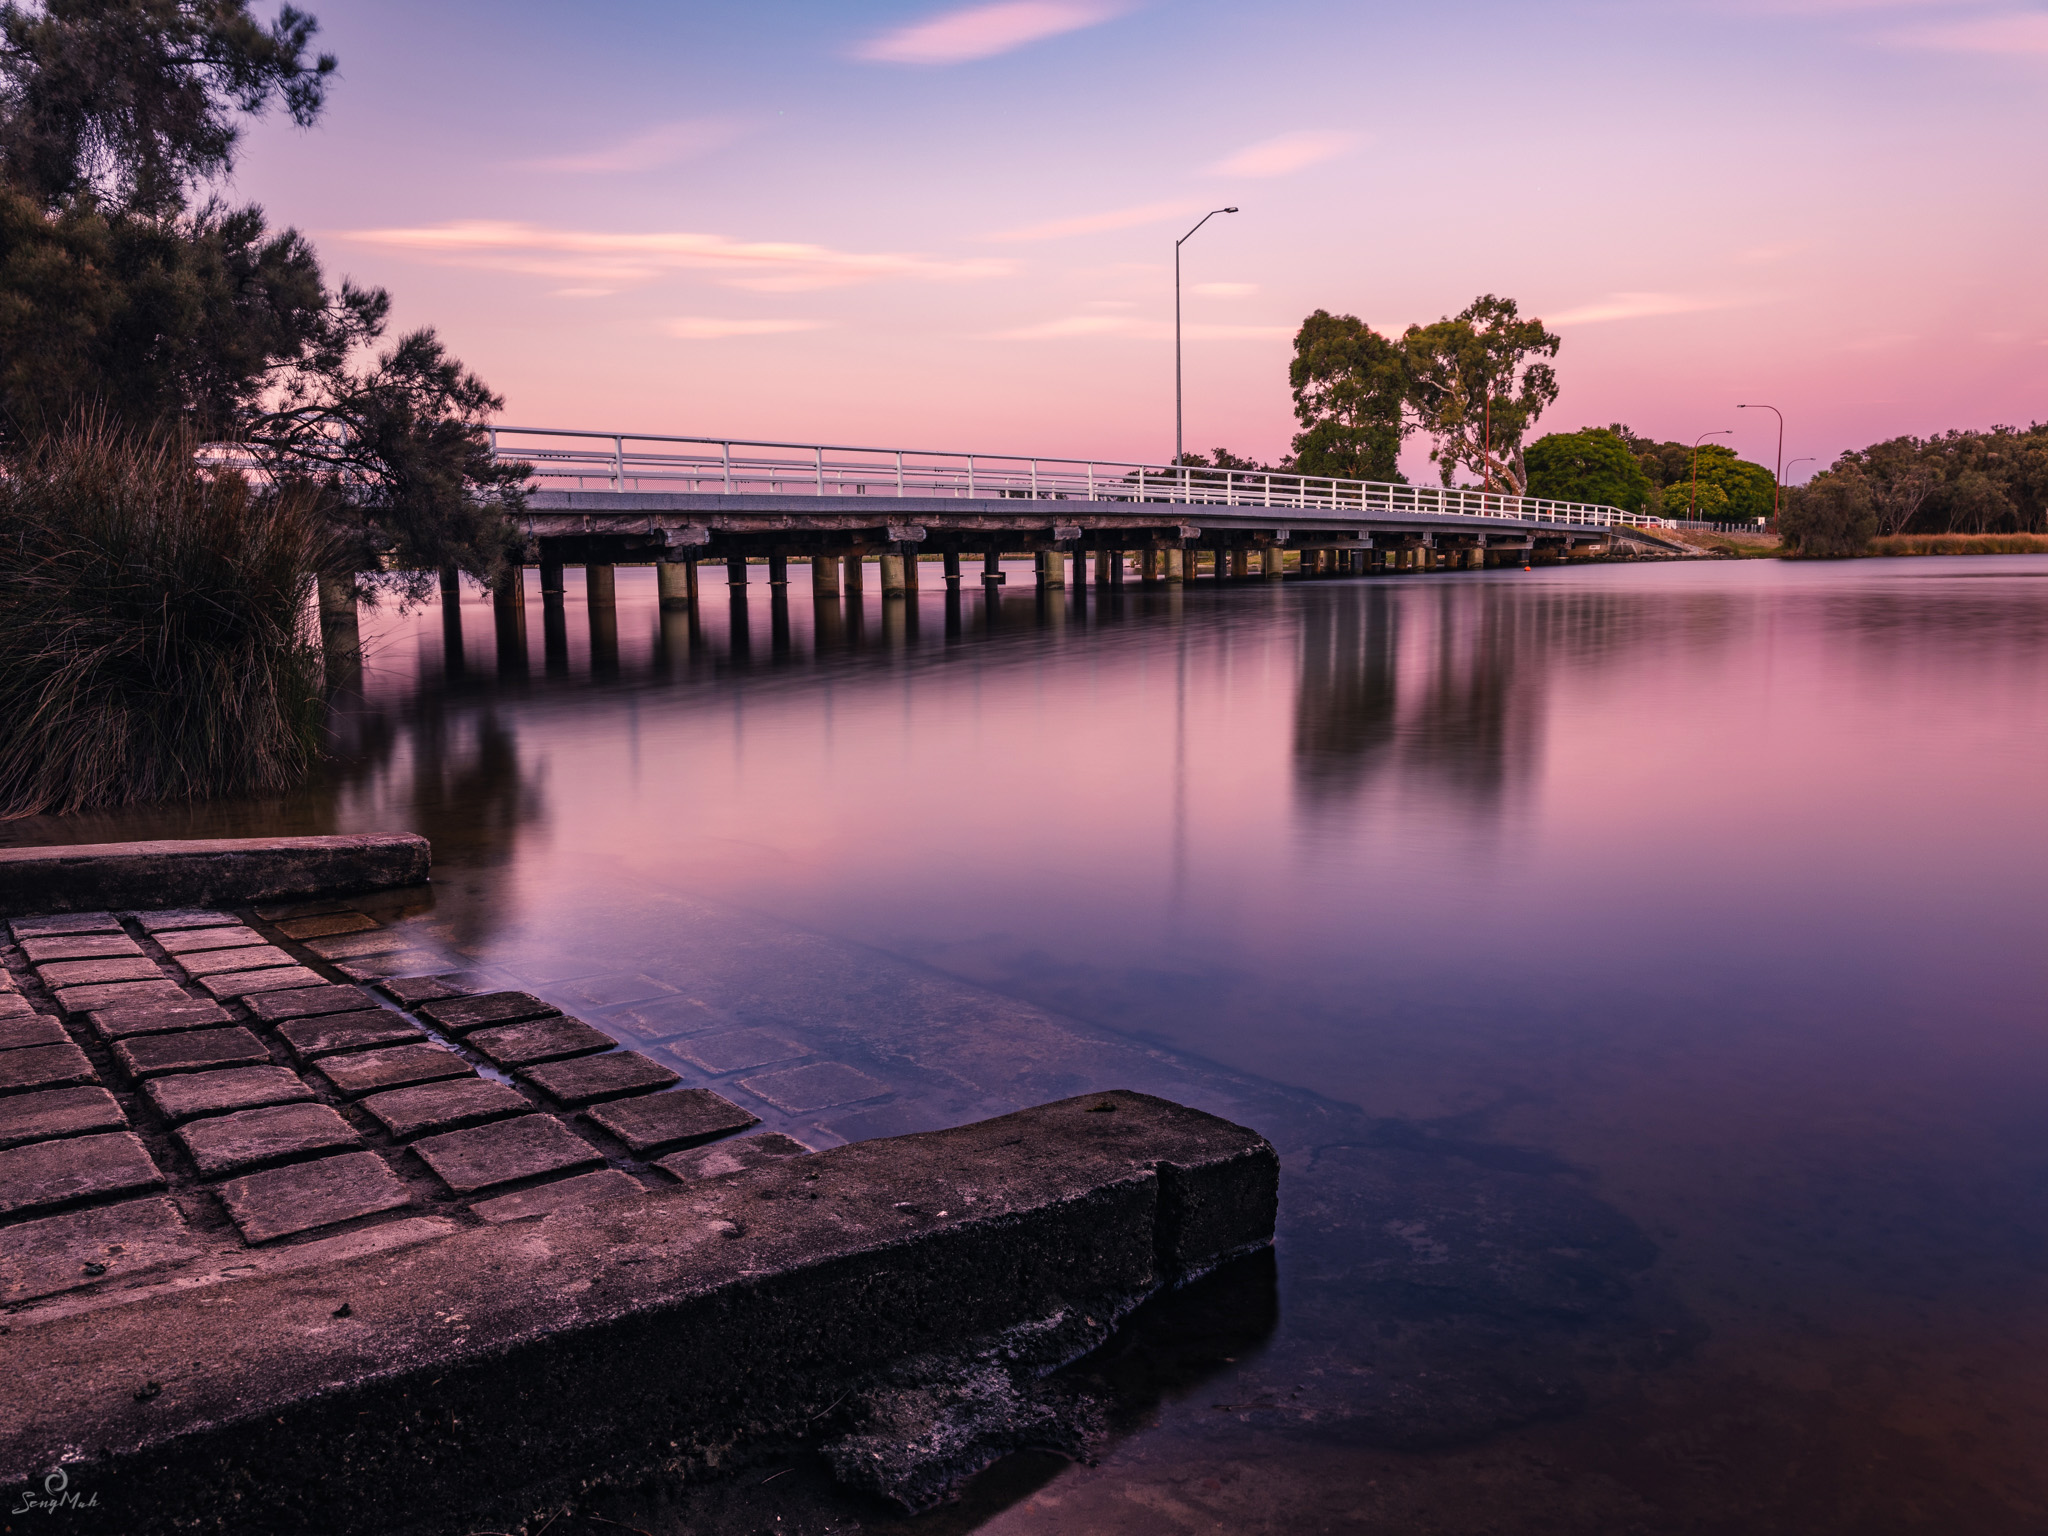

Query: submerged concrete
[
  {"left": 0, "top": 834, "right": 430, "bottom": 914},
  {"left": 0, "top": 1090, "right": 1274, "bottom": 1534}
]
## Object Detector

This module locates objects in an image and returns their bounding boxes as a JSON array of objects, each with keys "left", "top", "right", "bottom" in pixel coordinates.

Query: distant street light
[
  {"left": 1176, "top": 207, "right": 1238, "bottom": 466},
  {"left": 1690, "top": 429, "right": 1733, "bottom": 520},
  {"left": 1737, "top": 403, "right": 1785, "bottom": 522},
  {"left": 1785, "top": 455, "right": 1817, "bottom": 484}
]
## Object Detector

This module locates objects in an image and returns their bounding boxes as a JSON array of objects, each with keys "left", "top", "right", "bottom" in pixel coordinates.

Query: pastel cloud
[
  {"left": 1881, "top": 12, "right": 2048, "bottom": 51},
  {"left": 856, "top": 2, "right": 1125, "bottom": 64},
  {"left": 1210, "top": 130, "right": 1357, "bottom": 178},
  {"left": 983, "top": 198, "right": 1196, "bottom": 242},
  {"left": 1546, "top": 291, "right": 1732, "bottom": 325},
  {"left": 339, "top": 221, "right": 1014, "bottom": 290},
  {"left": 665, "top": 317, "right": 830, "bottom": 339},
  {"left": 525, "top": 119, "right": 743, "bottom": 174}
]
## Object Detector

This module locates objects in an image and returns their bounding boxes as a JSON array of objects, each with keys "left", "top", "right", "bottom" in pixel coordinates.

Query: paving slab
[
  {"left": 0, "top": 1197, "right": 201, "bottom": 1303},
  {"left": 417, "top": 990, "right": 561, "bottom": 1034},
  {"left": 299, "top": 930, "right": 415, "bottom": 961},
  {"left": 244, "top": 983, "right": 378, "bottom": 1023},
  {"left": 665, "top": 1028, "right": 808, "bottom": 1075},
  {"left": 379, "top": 974, "right": 471, "bottom": 1005},
  {"left": 112, "top": 1026, "right": 269, "bottom": 1079},
  {"left": 316, "top": 1043, "right": 472, "bottom": 1098},
  {"left": 0, "top": 1013, "right": 70, "bottom": 1053},
  {"left": 153, "top": 926, "right": 267, "bottom": 955},
  {"left": 585, "top": 1088, "right": 759, "bottom": 1155},
  {"left": 0, "top": 966, "right": 14, "bottom": 991},
  {"left": 471, "top": 1168, "right": 643, "bottom": 1224},
  {"left": 252, "top": 899, "right": 354, "bottom": 922},
  {"left": 51, "top": 978, "right": 190, "bottom": 1016},
  {"left": 87, "top": 997, "right": 233, "bottom": 1041},
  {"left": 0, "top": 1131, "right": 163, "bottom": 1217},
  {"left": 360, "top": 1078, "right": 532, "bottom": 1141},
  {"left": 655, "top": 1131, "right": 814, "bottom": 1182},
  {"left": 553, "top": 972, "right": 678, "bottom": 1010},
  {"left": 144, "top": 1066, "right": 315, "bottom": 1125},
  {"left": 603, "top": 996, "right": 725, "bottom": 1045},
  {"left": 131, "top": 909, "right": 236, "bottom": 932},
  {"left": 8, "top": 913, "right": 121, "bottom": 940},
  {"left": 276, "top": 1010, "right": 424, "bottom": 1061},
  {"left": 468, "top": 1017, "right": 617, "bottom": 1069},
  {"left": 215, "top": 1150, "right": 412, "bottom": 1243},
  {"left": 274, "top": 912, "right": 378, "bottom": 939},
  {"left": 411, "top": 1115, "right": 603, "bottom": 1195},
  {"left": 0, "top": 1042, "right": 98, "bottom": 1095},
  {"left": 520, "top": 1051, "right": 680, "bottom": 1107},
  {"left": 199, "top": 964, "right": 327, "bottom": 999},
  {"left": 738, "top": 1062, "right": 891, "bottom": 1115},
  {"left": 19, "top": 932, "right": 144, "bottom": 963},
  {"left": 0, "top": 1086, "right": 126, "bottom": 1150},
  {"left": 0, "top": 994, "right": 29, "bottom": 1021},
  {"left": 171, "top": 943, "right": 298, "bottom": 977},
  {"left": 175, "top": 1102, "right": 361, "bottom": 1180},
  {"left": 34, "top": 955, "right": 164, "bottom": 988},
  {"left": 334, "top": 949, "right": 448, "bottom": 981}
]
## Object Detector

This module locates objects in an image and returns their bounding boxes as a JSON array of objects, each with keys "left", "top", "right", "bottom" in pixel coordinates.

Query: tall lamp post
[
  {"left": 1737, "top": 403, "right": 1785, "bottom": 522},
  {"left": 1783, "top": 456, "right": 1816, "bottom": 523},
  {"left": 1176, "top": 207, "right": 1238, "bottom": 466},
  {"left": 1690, "top": 429, "right": 1732, "bottom": 520}
]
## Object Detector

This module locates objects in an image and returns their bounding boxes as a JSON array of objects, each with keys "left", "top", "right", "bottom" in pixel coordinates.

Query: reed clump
[
  {"left": 1871, "top": 533, "right": 2048, "bottom": 557},
  {"left": 0, "top": 425, "right": 341, "bottom": 819}
]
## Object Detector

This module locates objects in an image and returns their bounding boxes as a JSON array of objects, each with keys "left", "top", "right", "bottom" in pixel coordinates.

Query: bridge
[{"left": 456, "top": 427, "right": 1670, "bottom": 611}]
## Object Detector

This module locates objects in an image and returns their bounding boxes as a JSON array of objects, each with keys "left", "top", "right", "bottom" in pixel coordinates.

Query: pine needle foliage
[{"left": 0, "top": 421, "right": 338, "bottom": 817}]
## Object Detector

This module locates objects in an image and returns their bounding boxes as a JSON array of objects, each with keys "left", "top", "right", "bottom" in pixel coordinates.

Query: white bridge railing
[{"left": 489, "top": 426, "right": 1670, "bottom": 531}]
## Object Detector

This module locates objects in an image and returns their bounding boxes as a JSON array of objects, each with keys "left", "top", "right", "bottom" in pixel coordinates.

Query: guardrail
[{"left": 487, "top": 426, "right": 1671, "bottom": 531}]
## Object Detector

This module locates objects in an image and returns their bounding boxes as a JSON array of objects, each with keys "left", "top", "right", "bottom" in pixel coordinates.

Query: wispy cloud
[
  {"left": 988, "top": 314, "right": 1290, "bottom": 341},
  {"left": 665, "top": 317, "right": 829, "bottom": 340},
  {"left": 856, "top": 1, "right": 1125, "bottom": 64},
  {"left": 526, "top": 119, "right": 743, "bottom": 174},
  {"left": 1211, "top": 130, "right": 1358, "bottom": 178},
  {"left": 1546, "top": 291, "right": 1733, "bottom": 326},
  {"left": 339, "top": 221, "right": 1014, "bottom": 291},
  {"left": 1882, "top": 11, "right": 2048, "bottom": 51},
  {"left": 982, "top": 198, "right": 1195, "bottom": 242}
]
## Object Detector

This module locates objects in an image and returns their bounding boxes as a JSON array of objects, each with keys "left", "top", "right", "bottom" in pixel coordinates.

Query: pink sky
[{"left": 231, "top": 0, "right": 2048, "bottom": 480}]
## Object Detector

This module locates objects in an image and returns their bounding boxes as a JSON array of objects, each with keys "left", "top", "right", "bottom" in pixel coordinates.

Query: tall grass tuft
[{"left": 0, "top": 424, "right": 342, "bottom": 819}]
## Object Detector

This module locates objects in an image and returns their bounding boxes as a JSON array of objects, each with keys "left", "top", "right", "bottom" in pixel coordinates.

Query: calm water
[{"left": 13, "top": 557, "right": 2048, "bottom": 1532}]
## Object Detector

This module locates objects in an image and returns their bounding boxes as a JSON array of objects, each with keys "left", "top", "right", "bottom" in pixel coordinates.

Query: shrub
[
  {"left": 0, "top": 423, "right": 341, "bottom": 818},
  {"left": 1780, "top": 468, "right": 1878, "bottom": 558}
]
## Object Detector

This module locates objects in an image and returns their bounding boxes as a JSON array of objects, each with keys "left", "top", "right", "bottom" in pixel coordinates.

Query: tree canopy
[
  {"left": 1287, "top": 309, "right": 1409, "bottom": 482},
  {"left": 1522, "top": 427, "right": 1650, "bottom": 511},
  {"left": 0, "top": 0, "right": 523, "bottom": 586},
  {"left": 1602, "top": 425, "right": 1774, "bottom": 521}
]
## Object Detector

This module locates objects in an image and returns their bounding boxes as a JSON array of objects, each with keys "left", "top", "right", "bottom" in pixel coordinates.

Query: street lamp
[
  {"left": 1737, "top": 403, "right": 1784, "bottom": 522},
  {"left": 1785, "top": 455, "right": 1816, "bottom": 483},
  {"left": 1176, "top": 207, "right": 1238, "bottom": 466},
  {"left": 1690, "top": 429, "right": 1732, "bottom": 520}
]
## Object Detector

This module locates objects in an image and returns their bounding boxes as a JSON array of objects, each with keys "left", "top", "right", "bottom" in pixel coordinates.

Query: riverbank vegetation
[{"left": 0, "top": 0, "right": 526, "bottom": 814}]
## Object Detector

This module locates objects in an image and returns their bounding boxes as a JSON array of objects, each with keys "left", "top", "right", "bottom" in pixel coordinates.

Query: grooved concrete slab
[
  {"left": 0, "top": 1197, "right": 200, "bottom": 1303},
  {"left": 8, "top": 913, "right": 121, "bottom": 940},
  {"left": 0, "top": 995, "right": 28, "bottom": 1021},
  {"left": 603, "top": 997, "right": 724, "bottom": 1045},
  {"left": 215, "top": 1151, "right": 413, "bottom": 1243},
  {"left": 35, "top": 956, "right": 163, "bottom": 988},
  {"left": 199, "top": 965, "right": 326, "bottom": 999},
  {"left": 276, "top": 1011, "right": 423, "bottom": 1061},
  {"left": 144, "top": 1067, "right": 315, "bottom": 1125},
  {"left": 0, "top": 1086, "right": 126, "bottom": 1150},
  {"left": 131, "top": 910, "right": 235, "bottom": 932},
  {"left": 586, "top": 1088, "right": 758, "bottom": 1155},
  {"left": 299, "top": 930, "right": 414, "bottom": 960},
  {"left": 656, "top": 1131, "right": 812, "bottom": 1182},
  {"left": 411, "top": 1115, "right": 602, "bottom": 1194},
  {"left": 176, "top": 1103, "right": 361, "bottom": 1180},
  {"left": 468, "top": 1018, "right": 615, "bottom": 1069},
  {"left": 334, "top": 950, "right": 445, "bottom": 980},
  {"left": 153, "top": 927, "right": 267, "bottom": 955},
  {"left": 52, "top": 979, "right": 189, "bottom": 1016},
  {"left": 0, "top": 1131, "right": 162, "bottom": 1217},
  {"left": 173, "top": 944, "right": 297, "bottom": 977},
  {"left": 245, "top": 984, "right": 377, "bottom": 1023},
  {"left": 737, "top": 1062, "right": 890, "bottom": 1114},
  {"left": 472, "top": 1169, "right": 643, "bottom": 1224},
  {"left": 418, "top": 991, "right": 561, "bottom": 1033},
  {"left": 0, "top": 1043, "right": 98, "bottom": 1095},
  {"left": 555, "top": 973, "right": 677, "bottom": 1010},
  {"left": 665, "top": 1028, "right": 806, "bottom": 1075},
  {"left": 316, "top": 1044, "right": 471, "bottom": 1098},
  {"left": 275, "top": 913, "right": 378, "bottom": 939},
  {"left": 112, "top": 1027, "right": 269, "bottom": 1079},
  {"left": 0, "top": 1014, "right": 70, "bottom": 1053},
  {"left": 87, "top": 999, "right": 232, "bottom": 1041},
  {"left": 19, "top": 933, "right": 143, "bottom": 963},
  {"left": 519, "top": 1051, "right": 679, "bottom": 1106},
  {"left": 360, "top": 1078, "right": 532, "bottom": 1141},
  {"left": 379, "top": 974, "right": 470, "bottom": 1005}
]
